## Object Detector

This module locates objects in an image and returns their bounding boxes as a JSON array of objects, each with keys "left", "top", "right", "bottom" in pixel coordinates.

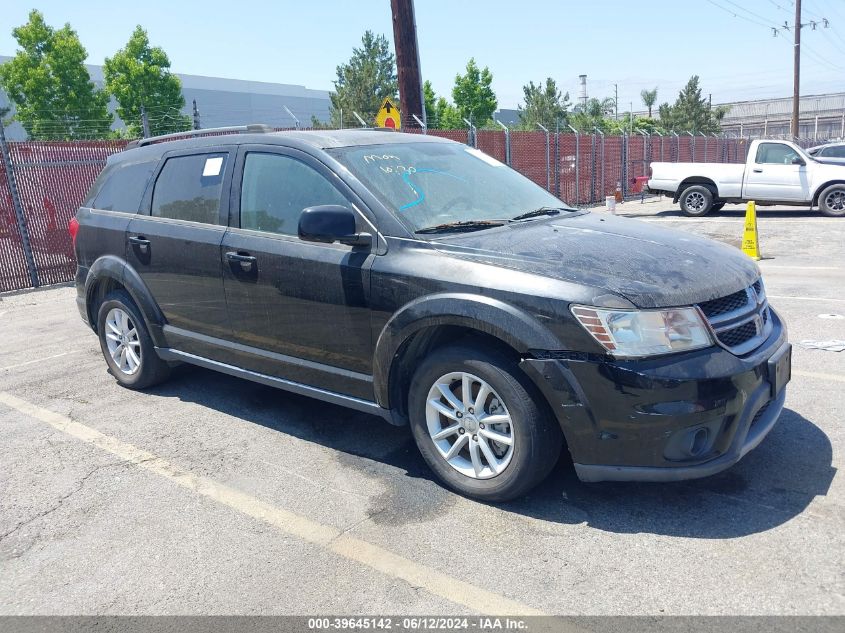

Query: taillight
[{"left": 68, "top": 217, "right": 80, "bottom": 247}]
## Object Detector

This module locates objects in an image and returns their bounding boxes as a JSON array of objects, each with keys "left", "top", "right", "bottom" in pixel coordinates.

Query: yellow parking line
[
  {"left": 0, "top": 392, "right": 545, "bottom": 617},
  {"left": 793, "top": 370, "right": 845, "bottom": 383}
]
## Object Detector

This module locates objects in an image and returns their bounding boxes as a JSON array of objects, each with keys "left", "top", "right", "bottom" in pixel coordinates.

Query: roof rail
[{"left": 128, "top": 124, "right": 273, "bottom": 149}]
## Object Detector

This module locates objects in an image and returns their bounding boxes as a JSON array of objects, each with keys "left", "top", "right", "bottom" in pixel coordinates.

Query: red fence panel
[
  {"left": 0, "top": 166, "right": 34, "bottom": 292},
  {"left": 475, "top": 130, "right": 506, "bottom": 163},
  {"left": 8, "top": 140, "right": 127, "bottom": 288},
  {"left": 510, "top": 131, "right": 549, "bottom": 190}
]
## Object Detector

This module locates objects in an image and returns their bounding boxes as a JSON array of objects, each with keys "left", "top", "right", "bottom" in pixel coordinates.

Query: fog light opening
[{"left": 689, "top": 428, "right": 709, "bottom": 457}]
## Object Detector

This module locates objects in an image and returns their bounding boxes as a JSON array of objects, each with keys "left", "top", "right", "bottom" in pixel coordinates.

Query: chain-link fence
[{"left": 0, "top": 125, "right": 835, "bottom": 292}]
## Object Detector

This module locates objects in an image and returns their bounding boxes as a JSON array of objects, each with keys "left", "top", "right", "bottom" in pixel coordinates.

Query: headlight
[{"left": 571, "top": 305, "right": 714, "bottom": 358}]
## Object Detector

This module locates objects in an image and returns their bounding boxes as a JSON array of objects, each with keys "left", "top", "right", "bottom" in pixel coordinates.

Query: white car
[
  {"left": 648, "top": 139, "right": 845, "bottom": 217},
  {"left": 807, "top": 142, "right": 845, "bottom": 165}
]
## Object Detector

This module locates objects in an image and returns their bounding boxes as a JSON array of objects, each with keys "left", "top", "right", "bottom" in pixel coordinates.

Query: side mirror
[
  {"left": 298, "top": 205, "right": 371, "bottom": 247},
  {"left": 791, "top": 156, "right": 806, "bottom": 166}
]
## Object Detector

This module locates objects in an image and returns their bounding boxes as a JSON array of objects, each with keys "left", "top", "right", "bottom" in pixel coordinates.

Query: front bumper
[{"left": 520, "top": 308, "right": 789, "bottom": 482}]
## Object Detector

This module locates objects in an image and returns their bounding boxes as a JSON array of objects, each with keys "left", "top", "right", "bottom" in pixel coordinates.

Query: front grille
[
  {"left": 697, "top": 279, "right": 771, "bottom": 356},
  {"left": 717, "top": 320, "right": 757, "bottom": 347},
  {"left": 699, "top": 289, "right": 750, "bottom": 318}
]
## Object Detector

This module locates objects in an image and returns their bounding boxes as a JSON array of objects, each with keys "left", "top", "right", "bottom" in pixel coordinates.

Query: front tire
[
  {"left": 96, "top": 290, "right": 171, "bottom": 390},
  {"left": 408, "top": 345, "right": 562, "bottom": 501},
  {"left": 818, "top": 184, "right": 845, "bottom": 217},
  {"left": 679, "top": 185, "right": 714, "bottom": 217}
]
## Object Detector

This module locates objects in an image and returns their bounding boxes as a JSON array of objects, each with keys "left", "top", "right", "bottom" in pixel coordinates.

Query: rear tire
[
  {"left": 818, "top": 184, "right": 845, "bottom": 217},
  {"left": 679, "top": 185, "right": 714, "bottom": 217},
  {"left": 408, "top": 345, "right": 562, "bottom": 501},
  {"left": 96, "top": 290, "right": 171, "bottom": 390},
  {"left": 710, "top": 202, "right": 726, "bottom": 212}
]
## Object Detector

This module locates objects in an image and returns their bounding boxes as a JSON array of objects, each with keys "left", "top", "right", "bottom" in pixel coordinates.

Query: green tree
[
  {"left": 103, "top": 26, "right": 190, "bottom": 137},
  {"left": 0, "top": 10, "right": 111, "bottom": 139},
  {"left": 329, "top": 31, "right": 397, "bottom": 127},
  {"left": 658, "top": 76, "right": 722, "bottom": 133},
  {"left": 423, "top": 80, "right": 437, "bottom": 127},
  {"left": 517, "top": 78, "right": 570, "bottom": 130},
  {"left": 452, "top": 58, "right": 497, "bottom": 127},
  {"left": 640, "top": 87, "right": 658, "bottom": 118},
  {"left": 434, "top": 97, "right": 465, "bottom": 129}
]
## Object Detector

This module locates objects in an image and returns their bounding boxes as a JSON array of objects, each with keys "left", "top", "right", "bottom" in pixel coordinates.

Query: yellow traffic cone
[{"left": 741, "top": 201, "right": 761, "bottom": 260}]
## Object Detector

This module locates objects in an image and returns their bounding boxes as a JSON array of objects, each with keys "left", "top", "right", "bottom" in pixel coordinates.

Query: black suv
[{"left": 72, "top": 127, "right": 791, "bottom": 501}]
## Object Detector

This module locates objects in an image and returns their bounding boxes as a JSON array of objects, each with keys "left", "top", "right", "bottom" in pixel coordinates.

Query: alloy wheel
[
  {"left": 825, "top": 188, "right": 845, "bottom": 212},
  {"left": 685, "top": 191, "right": 706, "bottom": 212},
  {"left": 104, "top": 307, "right": 142, "bottom": 375},
  {"left": 425, "top": 371, "right": 515, "bottom": 479}
]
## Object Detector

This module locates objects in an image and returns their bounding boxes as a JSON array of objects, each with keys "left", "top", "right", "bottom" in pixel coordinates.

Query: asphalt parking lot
[{"left": 1, "top": 200, "right": 843, "bottom": 617}]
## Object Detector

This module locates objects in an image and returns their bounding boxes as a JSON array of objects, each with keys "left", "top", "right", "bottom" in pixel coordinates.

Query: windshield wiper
[
  {"left": 415, "top": 220, "right": 505, "bottom": 234},
  {"left": 509, "top": 206, "right": 574, "bottom": 222}
]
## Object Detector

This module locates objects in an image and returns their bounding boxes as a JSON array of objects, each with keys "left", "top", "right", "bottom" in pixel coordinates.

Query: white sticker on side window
[
  {"left": 464, "top": 147, "right": 505, "bottom": 167},
  {"left": 202, "top": 156, "right": 224, "bottom": 177}
]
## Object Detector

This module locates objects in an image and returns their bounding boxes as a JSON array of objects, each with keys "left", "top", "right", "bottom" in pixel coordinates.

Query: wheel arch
[
  {"left": 85, "top": 256, "right": 166, "bottom": 346},
  {"left": 812, "top": 180, "right": 845, "bottom": 206},
  {"left": 675, "top": 177, "right": 719, "bottom": 202},
  {"left": 373, "top": 293, "right": 561, "bottom": 416}
]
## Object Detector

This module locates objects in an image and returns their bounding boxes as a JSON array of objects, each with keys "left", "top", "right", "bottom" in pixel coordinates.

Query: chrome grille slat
[{"left": 698, "top": 280, "right": 770, "bottom": 355}]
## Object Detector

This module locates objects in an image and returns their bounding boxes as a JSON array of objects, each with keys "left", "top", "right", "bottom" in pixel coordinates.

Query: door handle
[
  {"left": 753, "top": 169, "right": 763, "bottom": 173},
  {"left": 226, "top": 251, "right": 257, "bottom": 272},
  {"left": 128, "top": 235, "right": 150, "bottom": 253}
]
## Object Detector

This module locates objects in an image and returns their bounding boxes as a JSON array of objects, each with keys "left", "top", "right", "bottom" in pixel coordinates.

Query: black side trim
[{"left": 155, "top": 347, "right": 397, "bottom": 423}]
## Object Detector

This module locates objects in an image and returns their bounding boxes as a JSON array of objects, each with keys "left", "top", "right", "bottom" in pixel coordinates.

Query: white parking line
[
  {"left": 760, "top": 266, "right": 841, "bottom": 271},
  {"left": 768, "top": 295, "right": 845, "bottom": 303},
  {"left": 0, "top": 350, "right": 85, "bottom": 371},
  {"left": 793, "top": 370, "right": 845, "bottom": 384},
  {"left": 0, "top": 392, "right": 547, "bottom": 617}
]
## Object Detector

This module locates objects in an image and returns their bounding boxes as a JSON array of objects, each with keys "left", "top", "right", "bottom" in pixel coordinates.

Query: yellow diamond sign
[{"left": 375, "top": 97, "right": 401, "bottom": 129}]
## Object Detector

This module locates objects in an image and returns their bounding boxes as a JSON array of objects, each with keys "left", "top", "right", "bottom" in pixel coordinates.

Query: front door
[
  {"left": 126, "top": 148, "right": 234, "bottom": 354},
  {"left": 221, "top": 146, "right": 376, "bottom": 399},
  {"left": 743, "top": 142, "right": 810, "bottom": 201}
]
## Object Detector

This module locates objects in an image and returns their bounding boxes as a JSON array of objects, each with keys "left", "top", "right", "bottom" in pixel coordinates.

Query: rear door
[
  {"left": 220, "top": 145, "right": 376, "bottom": 398},
  {"left": 743, "top": 142, "right": 810, "bottom": 201},
  {"left": 126, "top": 148, "right": 234, "bottom": 353}
]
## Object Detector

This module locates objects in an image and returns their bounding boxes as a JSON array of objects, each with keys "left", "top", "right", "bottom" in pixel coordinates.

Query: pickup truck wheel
[
  {"left": 679, "top": 185, "right": 714, "bottom": 217},
  {"left": 819, "top": 184, "right": 845, "bottom": 217},
  {"left": 408, "top": 345, "right": 562, "bottom": 501},
  {"left": 96, "top": 290, "right": 171, "bottom": 390}
]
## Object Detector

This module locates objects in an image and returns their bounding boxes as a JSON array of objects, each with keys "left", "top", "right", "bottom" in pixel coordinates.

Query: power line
[{"left": 704, "top": 0, "right": 779, "bottom": 29}]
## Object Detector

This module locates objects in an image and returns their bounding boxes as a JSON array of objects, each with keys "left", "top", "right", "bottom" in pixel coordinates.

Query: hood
[{"left": 430, "top": 212, "right": 759, "bottom": 309}]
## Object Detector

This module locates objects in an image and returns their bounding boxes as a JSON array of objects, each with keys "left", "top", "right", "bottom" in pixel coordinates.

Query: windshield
[{"left": 327, "top": 141, "right": 580, "bottom": 232}]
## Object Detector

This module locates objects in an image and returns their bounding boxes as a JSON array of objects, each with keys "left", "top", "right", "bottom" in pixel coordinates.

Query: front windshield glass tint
[{"left": 327, "top": 142, "right": 577, "bottom": 231}]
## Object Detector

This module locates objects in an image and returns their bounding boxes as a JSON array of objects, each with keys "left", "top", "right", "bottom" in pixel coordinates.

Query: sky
[{"left": 2, "top": 0, "right": 845, "bottom": 112}]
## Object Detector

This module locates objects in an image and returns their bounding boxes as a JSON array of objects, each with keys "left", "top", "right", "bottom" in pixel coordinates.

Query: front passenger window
[
  {"left": 756, "top": 143, "right": 800, "bottom": 165},
  {"left": 240, "top": 153, "right": 349, "bottom": 235}
]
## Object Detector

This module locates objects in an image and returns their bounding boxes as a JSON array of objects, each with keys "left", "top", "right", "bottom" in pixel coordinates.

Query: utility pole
[
  {"left": 192, "top": 99, "right": 201, "bottom": 130},
  {"left": 614, "top": 84, "right": 619, "bottom": 120},
  {"left": 792, "top": 0, "right": 802, "bottom": 138},
  {"left": 140, "top": 105, "right": 150, "bottom": 138},
  {"left": 390, "top": 0, "right": 425, "bottom": 128}
]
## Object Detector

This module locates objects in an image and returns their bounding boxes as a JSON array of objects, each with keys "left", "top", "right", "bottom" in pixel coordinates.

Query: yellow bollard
[{"left": 741, "top": 201, "right": 761, "bottom": 260}]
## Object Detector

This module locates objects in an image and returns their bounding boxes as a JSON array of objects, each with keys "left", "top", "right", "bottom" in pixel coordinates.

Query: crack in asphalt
[{"left": 0, "top": 459, "right": 133, "bottom": 553}]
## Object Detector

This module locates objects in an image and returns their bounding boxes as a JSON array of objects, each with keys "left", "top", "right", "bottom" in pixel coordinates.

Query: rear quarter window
[{"left": 85, "top": 160, "right": 158, "bottom": 212}]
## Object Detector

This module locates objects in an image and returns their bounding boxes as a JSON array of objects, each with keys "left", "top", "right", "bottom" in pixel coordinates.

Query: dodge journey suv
[{"left": 72, "top": 126, "right": 791, "bottom": 501}]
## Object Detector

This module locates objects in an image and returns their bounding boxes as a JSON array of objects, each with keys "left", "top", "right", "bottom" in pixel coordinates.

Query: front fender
[
  {"left": 372, "top": 292, "right": 561, "bottom": 408},
  {"left": 85, "top": 256, "right": 166, "bottom": 346}
]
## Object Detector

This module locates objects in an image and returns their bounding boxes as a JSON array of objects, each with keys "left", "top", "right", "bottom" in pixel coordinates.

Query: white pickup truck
[{"left": 648, "top": 138, "right": 845, "bottom": 217}]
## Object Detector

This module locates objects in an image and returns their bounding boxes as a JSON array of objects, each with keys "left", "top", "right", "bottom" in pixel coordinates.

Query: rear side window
[
  {"left": 87, "top": 161, "right": 157, "bottom": 212},
  {"left": 240, "top": 153, "right": 348, "bottom": 235},
  {"left": 823, "top": 145, "right": 845, "bottom": 158},
  {"left": 151, "top": 153, "right": 228, "bottom": 224},
  {"left": 755, "top": 143, "right": 801, "bottom": 165}
]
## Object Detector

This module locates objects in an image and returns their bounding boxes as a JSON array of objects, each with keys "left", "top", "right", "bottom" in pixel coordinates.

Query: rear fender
[{"left": 85, "top": 256, "right": 166, "bottom": 346}]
